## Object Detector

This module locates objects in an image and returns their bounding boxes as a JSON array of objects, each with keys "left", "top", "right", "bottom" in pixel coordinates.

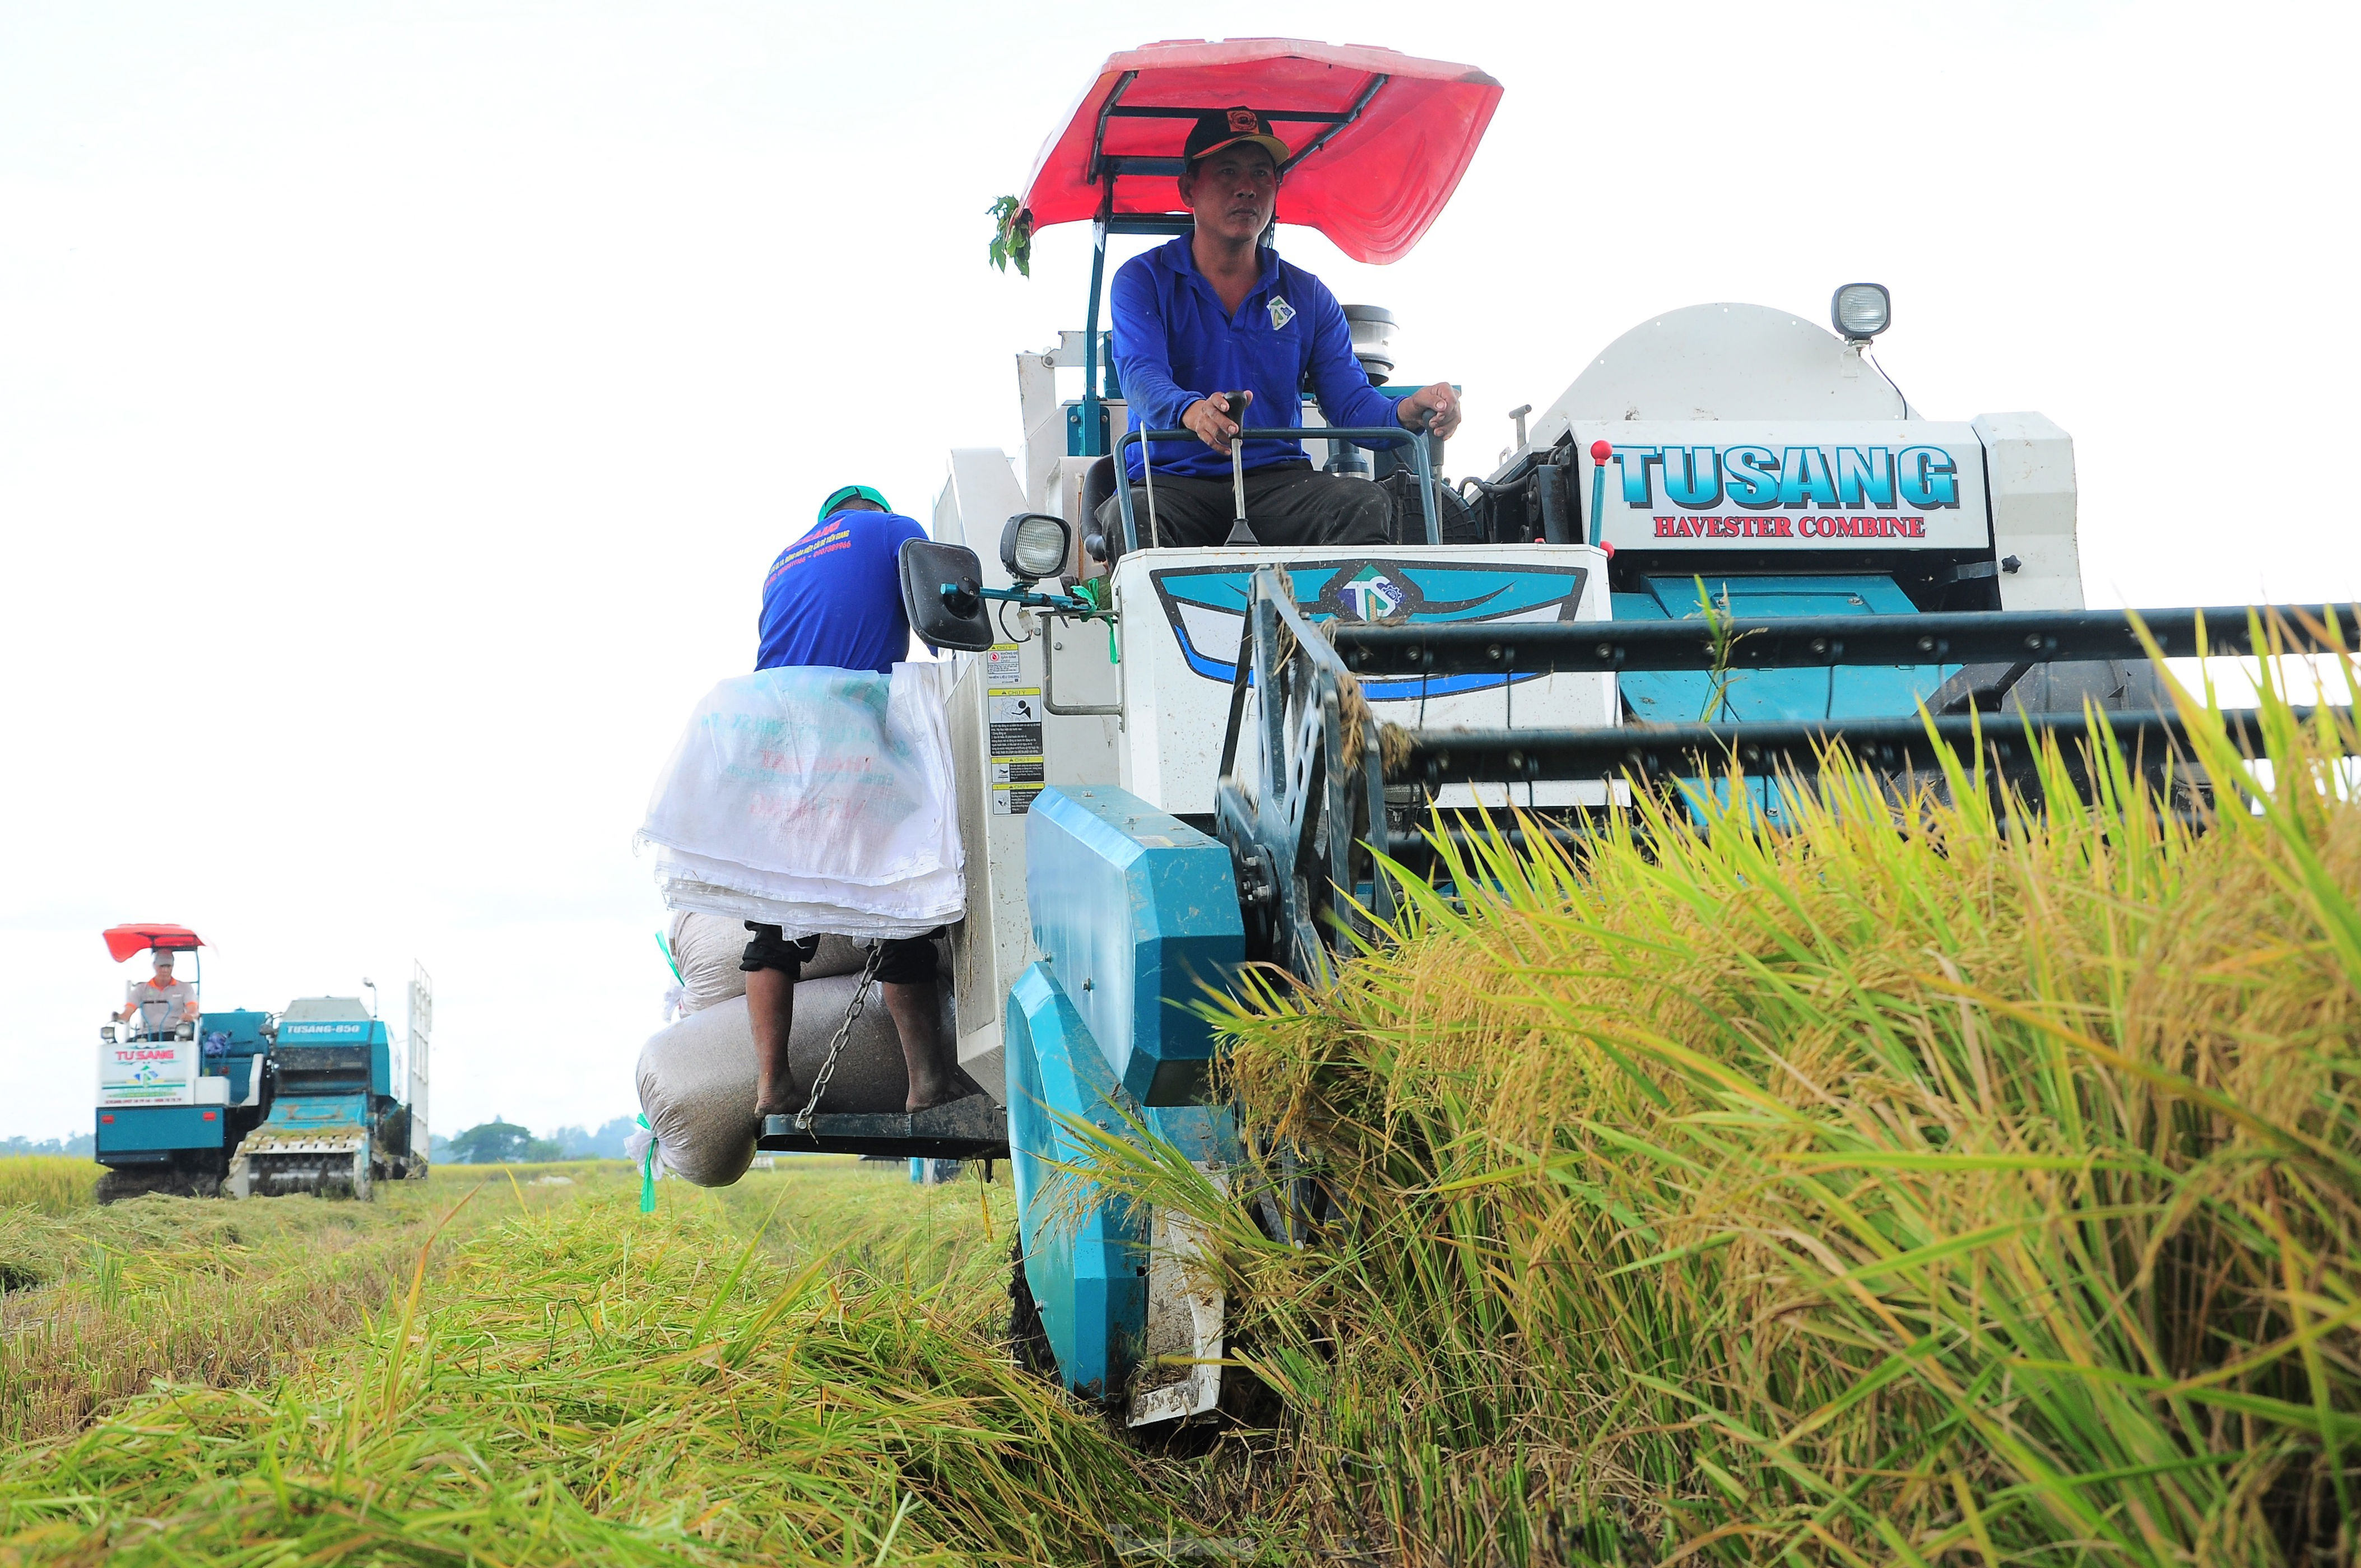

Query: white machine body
[
  {"left": 932, "top": 294, "right": 2089, "bottom": 1129},
  {"left": 1109, "top": 543, "right": 1613, "bottom": 815},
  {"left": 1513, "top": 302, "right": 2084, "bottom": 612}
]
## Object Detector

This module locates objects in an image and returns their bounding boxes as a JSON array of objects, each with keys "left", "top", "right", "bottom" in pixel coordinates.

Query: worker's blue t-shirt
[{"left": 754, "top": 509, "right": 925, "bottom": 674}]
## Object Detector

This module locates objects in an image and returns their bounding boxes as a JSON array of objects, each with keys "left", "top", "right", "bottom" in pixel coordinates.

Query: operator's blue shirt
[
  {"left": 1110, "top": 234, "right": 1403, "bottom": 481},
  {"left": 755, "top": 509, "right": 926, "bottom": 674}
]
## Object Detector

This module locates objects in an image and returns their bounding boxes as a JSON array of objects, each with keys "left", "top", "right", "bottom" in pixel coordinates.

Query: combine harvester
[
  {"left": 756, "top": 39, "right": 2357, "bottom": 1422},
  {"left": 94, "top": 924, "right": 431, "bottom": 1202}
]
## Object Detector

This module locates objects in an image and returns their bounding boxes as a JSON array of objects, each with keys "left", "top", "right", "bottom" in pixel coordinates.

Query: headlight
[
  {"left": 1831, "top": 282, "right": 1890, "bottom": 340},
  {"left": 1000, "top": 513, "right": 1071, "bottom": 583}
]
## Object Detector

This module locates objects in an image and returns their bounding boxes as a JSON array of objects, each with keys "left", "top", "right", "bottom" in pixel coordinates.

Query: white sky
[{"left": 4, "top": 1, "right": 2354, "bottom": 1141}]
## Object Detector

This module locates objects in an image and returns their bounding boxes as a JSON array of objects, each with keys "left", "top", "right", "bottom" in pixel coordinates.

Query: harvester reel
[{"left": 1213, "top": 568, "right": 1394, "bottom": 985}]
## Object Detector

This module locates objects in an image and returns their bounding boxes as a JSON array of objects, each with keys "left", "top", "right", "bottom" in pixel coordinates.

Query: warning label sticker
[
  {"left": 989, "top": 690, "right": 1042, "bottom": 757},
  {"left": 992, "top": 757, "right": 1044, "bottom": 786},
  {"left": 992, "top": 787, "right": 1043, "bottom": 816},
  {"left": 985, "top": 645, "right": 1024, "bottom": 686}
]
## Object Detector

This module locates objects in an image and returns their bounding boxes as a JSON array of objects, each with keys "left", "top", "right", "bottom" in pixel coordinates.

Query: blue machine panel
[
  {"left": 1612, "top": 574, "right": 1960, "bottom": 725},
  {"left": 216, "top": 1055, "right": 257, "bottom": 1103},
  {"left": 258, "top": 1094, "right": 370, "bottom": 1136},
  {"left": 276, "top": 1018, "right": 392, "bottom": 1095},
  {"left": 200, "top": 1009, "right": 271, "bottom": 1102},
  {"left": 1006, "top": 962, "right": 1243, "bottom": 1402},
  {"left": 97, "top": 1104, "right": 227, "bottom": 1158},
  {"left": 1025, "top": 787, "right": 1243, "bottom": 1106},
  {"left": 1007, "top": 963, "right": 1145, "bottom": 1401},
  {"left": 1145, "top": 557, "right": 1591, "bottom": 700}
]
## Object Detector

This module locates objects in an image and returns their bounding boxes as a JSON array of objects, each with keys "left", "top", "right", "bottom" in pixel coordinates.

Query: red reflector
[
  {"left": 202, "top": 1111, "right": 217, "bottom": 1120},
  {"left": 100, "top": 1114, "right": 114, "bottom": 1123}
]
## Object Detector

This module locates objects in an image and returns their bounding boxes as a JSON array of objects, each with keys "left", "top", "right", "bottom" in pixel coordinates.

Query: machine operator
[
  {"left": 1098, "top": 107, "right": 1464, "bottom": 556},
  {"left": 737, "top": 483, "right": 964, "bottom": 1121},
  {"left": 117, "top": 950, "right": 198, "bottom": 1039}
]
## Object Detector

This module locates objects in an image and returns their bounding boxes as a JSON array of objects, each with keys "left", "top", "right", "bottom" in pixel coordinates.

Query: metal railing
[
  {"left": 1331, "top": 606, "right": 2361, "bottom": 678},
  {"left": 1113, "top": 425, "right": 1441, "bottom": 554},
  {"left": 1323, "top": 604, "right": 2361, "bottom": 790}
]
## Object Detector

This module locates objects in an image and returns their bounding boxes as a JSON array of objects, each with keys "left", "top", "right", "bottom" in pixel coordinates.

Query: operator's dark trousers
[{"left": 1098, "top": 464, "right": 1391, "bottom": 560}]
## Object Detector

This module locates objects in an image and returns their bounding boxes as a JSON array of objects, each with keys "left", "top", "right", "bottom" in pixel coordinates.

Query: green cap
[{"left": 818, "top": 483, "right": 892, "bottom": 522}]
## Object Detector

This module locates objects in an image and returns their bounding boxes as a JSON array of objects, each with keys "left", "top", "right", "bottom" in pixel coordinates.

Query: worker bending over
[
  {"left": 1100, "top": 108, "right": 1463, "bottom": 554},
  {"left": 117, "top": 950, "right": 198, "bottom": 1039},
  {"left": 741, "top": 483, "right": 961, "bottom": 1119}
]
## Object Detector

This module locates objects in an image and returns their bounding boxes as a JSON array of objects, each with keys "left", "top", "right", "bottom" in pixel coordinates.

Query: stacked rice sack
[
  {"left": 633, "top": 664, "right": 966, "bottom": 1187},
  {"left": 637, "top": 663, "right": 963, "bottom": 938}
]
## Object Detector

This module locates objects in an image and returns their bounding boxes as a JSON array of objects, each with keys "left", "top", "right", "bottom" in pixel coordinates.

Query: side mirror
[{"left": 897, "top": 537, "right": 997, "bottom": 653}]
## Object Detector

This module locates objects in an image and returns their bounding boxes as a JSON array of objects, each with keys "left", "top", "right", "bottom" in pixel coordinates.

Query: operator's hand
[
  {"left": 1182, "top": 390, "right": 1251, "bottom": 454},
  {"left": 1397, "top": 383, "right": 1462, "bottom": 441}
]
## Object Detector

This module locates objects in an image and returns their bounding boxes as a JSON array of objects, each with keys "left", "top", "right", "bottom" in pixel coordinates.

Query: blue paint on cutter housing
[{"left": 1009, "top": 785, "right": 1244, "bottom": 1402}]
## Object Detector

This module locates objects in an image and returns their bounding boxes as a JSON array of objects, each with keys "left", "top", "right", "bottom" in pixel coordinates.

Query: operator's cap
[
  {"left": 152, "top": 951, "right": 175, "bottom": 966},
  {"left": 1183, "top": 108, "right": 1289, "bottom": 169},
  {"left": 818, "top": 483, "right": 891, "bottom": 522}
]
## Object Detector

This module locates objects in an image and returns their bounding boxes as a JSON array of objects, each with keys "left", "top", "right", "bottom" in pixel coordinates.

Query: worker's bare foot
[
  {"left": 905, "top": 1077, "right": 959, "bottom": 1116},
  {"left": 754, "top": 1080, "right": 801, "bottom": 1120},
  {"left": 885, "top": 979, "right": 961, "bottom": 1116}
]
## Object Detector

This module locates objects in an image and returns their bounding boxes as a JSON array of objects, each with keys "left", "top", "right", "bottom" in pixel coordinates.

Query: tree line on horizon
[{"left": 1, "top": 1115, "right": 638, "bottom": 1164}]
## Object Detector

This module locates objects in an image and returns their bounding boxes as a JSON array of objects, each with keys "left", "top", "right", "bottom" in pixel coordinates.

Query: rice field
[
  {"left": 0, "top": 1161, "right": 104, "bottom": 1219},
  {"left": 4, "top": 657, "right": 2358, "bottom": 1564},
  {"left": 1082, "top": 662, "right": 2361, "bottom": 1562}
]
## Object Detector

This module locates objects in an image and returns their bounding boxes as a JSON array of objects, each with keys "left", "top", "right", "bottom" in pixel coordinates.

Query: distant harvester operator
[{"left": 117, "top": 950, "right": 198, "bottom": 1039}]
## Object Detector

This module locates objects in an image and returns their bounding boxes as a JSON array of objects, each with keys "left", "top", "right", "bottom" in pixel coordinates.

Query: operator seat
[{"left": 1082, "top": 455, "right": 1118, "bottom": 553}]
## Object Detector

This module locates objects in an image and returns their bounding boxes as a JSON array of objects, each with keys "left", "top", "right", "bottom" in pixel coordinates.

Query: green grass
[
  {"left": 0, "top": 1161, "right": 103, "bottom": 1218},
  {"left": 0, "top": 1163, "right": 630, "bottom": 1445},
  {"left": 0, "top": 1167, "right": 1189, "bottom": 1565},
  {"left": 709, "top": 1157, "right": 1017, "bottom": 1297}
]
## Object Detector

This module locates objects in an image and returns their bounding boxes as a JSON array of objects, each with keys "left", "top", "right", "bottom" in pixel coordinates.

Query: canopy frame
[
  {"left": 1024, "top": 41, "right": 1499, "bottom": 457},
  {"left": 1073, "top": 71, "right": 1401, "bottom": 445}
]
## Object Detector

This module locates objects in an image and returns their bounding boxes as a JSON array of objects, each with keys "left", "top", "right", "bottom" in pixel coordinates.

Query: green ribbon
[
  {"left": 637, "top": 1113, "right": 657, "bottom": 1213},
  {"left": 1072, "top": 577, "right": 1119, "bottom": 664}
]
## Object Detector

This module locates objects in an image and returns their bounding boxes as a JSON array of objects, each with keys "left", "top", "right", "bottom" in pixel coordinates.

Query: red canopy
[
  {"left": 103, "top": 924, "right": 204, "bottom": 962},
  {"left": 1021, "top": 39, "right": 1500, "bottom": 266}
]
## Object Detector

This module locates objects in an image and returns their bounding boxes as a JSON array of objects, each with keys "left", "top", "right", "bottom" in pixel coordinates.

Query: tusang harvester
[{"left": 754, "top": 39, "right": 2359, "bottom": 1423}]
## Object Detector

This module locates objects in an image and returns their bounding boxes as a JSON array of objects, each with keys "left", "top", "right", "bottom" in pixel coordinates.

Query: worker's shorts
[{"left": 739, "top": 924, "right": 940, "bottom": 986}]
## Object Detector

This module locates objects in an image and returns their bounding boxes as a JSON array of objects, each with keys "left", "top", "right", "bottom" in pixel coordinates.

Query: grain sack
[
  {"left": 666, "top": 913, "right": 869, "bottom": 1014},
  {"left": 638, "top": 663, "right": 963, "bottom": 938},
  {"left": 633, "top": 961, "right": 968, "bottom": 1188}
]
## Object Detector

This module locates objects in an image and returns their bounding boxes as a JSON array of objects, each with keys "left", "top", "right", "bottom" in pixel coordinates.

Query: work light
[
  {"left": 1831, "top": 282, "right": 1891, "bottom": 341},
  {"left": 1000, "top": 513, "right": 1072, "bottom": 583}
]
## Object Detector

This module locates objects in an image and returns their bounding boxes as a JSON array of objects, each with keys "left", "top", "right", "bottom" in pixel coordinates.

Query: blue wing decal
[{"left": 1147, "top": 559, "right": 1591, "bottom": 697}]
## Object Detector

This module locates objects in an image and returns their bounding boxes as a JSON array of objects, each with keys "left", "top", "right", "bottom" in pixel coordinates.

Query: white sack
[
  {"left": 666, "top": 912, "right": 868, "bottom": 1015},
  {"left": 634, "top": 962, "right": 963, "bottom": 1189},
  {"left": 667, "top": 911, "right": 747, "bottom": 1015},
  {"left": 639, "top": 664, "right": 962, "bottom": 937},
  {"left": 654, "top": 848, "right": 961, "bottom": 939}
]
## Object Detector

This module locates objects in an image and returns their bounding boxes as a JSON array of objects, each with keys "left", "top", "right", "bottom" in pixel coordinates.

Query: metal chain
[{"left": 794, "top": 941, "right": 887, "bottom": 1133}]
